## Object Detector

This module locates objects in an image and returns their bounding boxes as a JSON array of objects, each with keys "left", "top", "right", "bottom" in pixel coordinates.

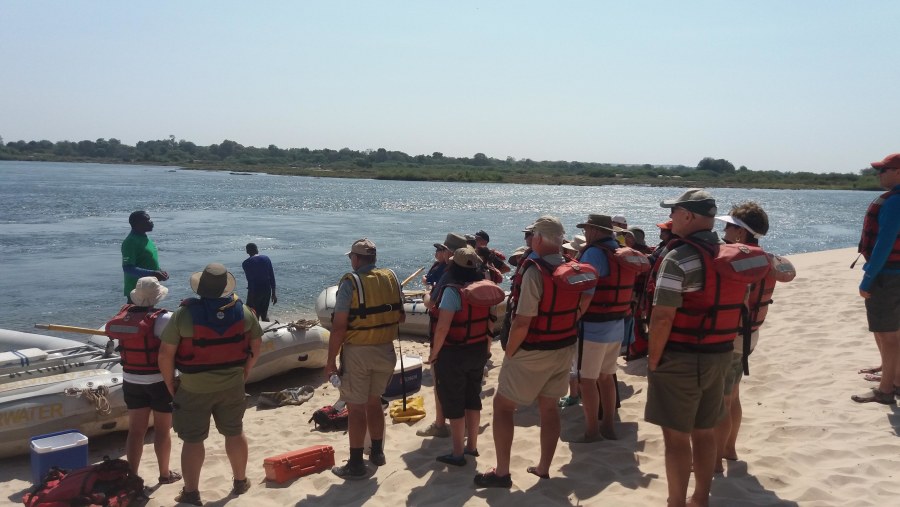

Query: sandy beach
[{"left": 4, "top": 246, "right": 899, "bottom": 506}]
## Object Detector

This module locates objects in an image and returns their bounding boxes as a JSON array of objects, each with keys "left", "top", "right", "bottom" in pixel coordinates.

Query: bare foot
[
  {"left": 714, "top": 459, "right": 725, "bottom": 474},
  {"left": 859, "top": 366, "right": 882, "bottom": 374},
  {"left": 600, "top": 428, "right": 618, "bottom": 440},
  {"left": 686, "top": 494, "right": 710, "bottom": 507}
]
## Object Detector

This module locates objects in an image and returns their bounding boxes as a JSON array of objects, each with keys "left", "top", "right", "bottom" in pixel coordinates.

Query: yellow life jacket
[{"left": 342, "top": 268, "right": 403, "bottom": 345}]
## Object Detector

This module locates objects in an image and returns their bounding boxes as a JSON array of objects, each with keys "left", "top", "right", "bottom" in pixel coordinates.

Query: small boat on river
[
  {"left": 314, "top": 286, "right": 507, "bottom": 337},
  {"left": 0, "top": 320, "right": 330, "bottom": 457}
]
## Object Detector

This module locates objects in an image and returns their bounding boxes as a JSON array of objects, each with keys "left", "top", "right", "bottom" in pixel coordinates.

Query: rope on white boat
[{"left": 64, "top": 384, "right": 112, "bottom": 415}]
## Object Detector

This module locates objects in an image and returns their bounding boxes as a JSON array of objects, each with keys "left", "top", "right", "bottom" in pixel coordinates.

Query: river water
[{"left": 0, "top": 161, "right": 875, "bottom": 336}]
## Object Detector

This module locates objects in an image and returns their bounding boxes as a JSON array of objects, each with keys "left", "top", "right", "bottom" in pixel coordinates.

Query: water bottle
[{"left": 329, "top": 373, "right": 341, "bottom": 388}]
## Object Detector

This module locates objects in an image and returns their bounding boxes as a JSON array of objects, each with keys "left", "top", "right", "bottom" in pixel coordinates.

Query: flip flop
[
  {"left": 526, "top": 466, "right": 549, "bottom": 479},
  {"left": 851, "top": 388, "right": 895, "bottom": 405},
  {"left": 864, "top": 373, "right": 882, "bottom": 382}
]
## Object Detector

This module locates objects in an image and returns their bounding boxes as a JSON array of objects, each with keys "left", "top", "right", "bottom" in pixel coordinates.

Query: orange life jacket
[
  {"left": 666, "top": 239, "right": 769, "bottom": 350},
  {"left": 429, "top": 281, "right": 503, "bottom": 346},
  {"left": 105, "top": 304, "right": 167, "bottom": 375},
  {"left": 514, "top": 257, "right": 598, "bottom": 350},
  {"left": 578, "top": 243, "right": 650, "bottom": 322},
  {"left": 175, "top": 297, "right": 250, "bottom": 373},
  {"left": 858, "top": 187, "right": 900, "bottom": 265}
]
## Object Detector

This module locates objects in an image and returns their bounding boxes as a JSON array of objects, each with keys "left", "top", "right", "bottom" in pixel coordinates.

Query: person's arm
[
  {"left": 243, "top": 307, "right": 263, "bottom": 380},
  {"left": 158, "top": 343, "right": 178, "bottom": 397},
  {"left": 266, "top": 258, "right": 277, "bottom": 304},
  {"left": 505, "top": 314, "right": 533, "bottom": 357},
  {"left": 861, "top": 195, "right": 900, "bottom": 296},
  {"left": 428, "top": 309, "right": 454, "bottom": 363},
  {"left": 326, "top": 311, "right": 348, "bottom": 378},
  {"left": 647, "top": 305, "right": 676, "bottom": 372}
]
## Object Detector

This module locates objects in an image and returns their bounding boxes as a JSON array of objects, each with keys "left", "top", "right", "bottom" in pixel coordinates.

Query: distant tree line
[{"left": 0, "top": 136, "right": 881, "bottom": 190}]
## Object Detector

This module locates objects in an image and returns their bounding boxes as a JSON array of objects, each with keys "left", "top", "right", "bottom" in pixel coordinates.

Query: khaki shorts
[
  {"left": 172, "top": 382, "right": 247, "bottom": 443},
  {"left": 578, "top": 341, "right": 620, "bottom": 379},
  {"left": 723, "top": 352, "right": 744, "bottom": 396},
  {"left": 339, "top": 343, "right": 396, "bottom": 405},
  {"left": 498, "top": 345, "right": 575, "bottom": 406},
  {"left": 644, "top": 350, "right": 731, "bottom": 433}
]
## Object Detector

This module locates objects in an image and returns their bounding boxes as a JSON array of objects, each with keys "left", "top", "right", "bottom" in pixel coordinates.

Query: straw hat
[
  {"left": 189, "top": 263, "right": 237, "bottom": 299},
  {"left": 130, "top": 277, "right": 168, "bottom": 307}
]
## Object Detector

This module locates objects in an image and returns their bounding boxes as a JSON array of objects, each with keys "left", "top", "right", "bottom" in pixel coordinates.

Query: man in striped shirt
[{"left": 644, "top": 189, "right": 731, "bottom": 507}]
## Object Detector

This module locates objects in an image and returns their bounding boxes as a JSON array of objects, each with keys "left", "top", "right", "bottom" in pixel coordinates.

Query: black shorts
[
  {"left": 865, "top": 273, "right": 900, "bottom": 332},
  {"left": 123, "top": 380, "right": 174, "bottom": 412},
  {"left": 433, "top": 342, "right": 489, "bottom": 420}
]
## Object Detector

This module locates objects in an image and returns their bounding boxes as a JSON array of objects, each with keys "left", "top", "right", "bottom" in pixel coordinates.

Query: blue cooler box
[
  {"left": 30, "top": 430, "right": 88, "bottom": 484},
  {"left": 383, "top": 355, "right": 423, "bottom": 397}
]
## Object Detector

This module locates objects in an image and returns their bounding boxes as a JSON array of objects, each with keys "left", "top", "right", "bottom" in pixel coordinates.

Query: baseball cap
[{"left": 660, "top": 188, "right": 718, "bottom": 217}]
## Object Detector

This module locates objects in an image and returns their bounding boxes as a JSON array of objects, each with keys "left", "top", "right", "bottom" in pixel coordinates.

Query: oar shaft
[
  {"left": 401, "top": 267, "right": 425, "bottom": 287},
  {"left": 35, "top": 324, "right": 109, "bottom": 336}
]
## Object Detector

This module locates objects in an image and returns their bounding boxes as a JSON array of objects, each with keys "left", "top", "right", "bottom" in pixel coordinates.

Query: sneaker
[
  {"left": 332, "top": 461, "right": 368, "bottom": 480},
  {"left": 231, "top": 478, "right": 250, "bottom": 496},
  {"left": 436, "top": 453, "right": 466, "bottom": 467},
  {"left": 416, "top": 422, "right": 450, "bottom": 438},
  {"left": 474, "top": 469, "right": 512, "bottom": 488},
  {"left": 174, "top": 488, "right": 202, "bottom": 506},
  {"left": 370, "top": 452, "right": 386, "bottom": 466}
]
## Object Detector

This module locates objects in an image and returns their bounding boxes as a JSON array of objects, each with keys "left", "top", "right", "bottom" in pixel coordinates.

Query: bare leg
[
  {"left": 725, "top": 383, "right": 742, "bottom": 460},
  {"left": 464, "top": 409, "right": 480, "bottom": 452},
  {"left": 689, "top": 428, "right": 716, "bottom": 507},
  {"left": 662, "top": 427, "right": 692, "bottom": 507},
  {"left": 434, "top": 389, "right": 447, "bottom": 428},
  {"left": 714, "top": 391, "right": 735, "bottom": 473},
  {"left": 579, "top": 377, "right": 600, "bottom": 437},
  {"left": 152, "top": 411, "right": 173, "bottom": 478},
  {"left": 449, "top": 417, "right": 466, "bottom": 456},
  {"left": 876, "top": 331, "right": 900, "bottom": 396},
  {"left": 181, "top": 442, "right": 205, "bottom": 493},
  {"left": 533, "top": 396, "right": 561, "bottom": 477},
  {"left": 597, "top": 373, "right": 617, "bottom": 439},
  {"left": 347, "top": 402, "right": 367, "bottom": 448},
  {"left": 126, "top": 407, "right": 151, "bottom": 476},
  {"left": 365, "top": 395, "right": 385, "bottom": 440},
  {"left": 491, "top": 393, "right": 517, "bottom": 476},
  {"left": 224, "top": 433, "right": 248, "bottom": 481}
]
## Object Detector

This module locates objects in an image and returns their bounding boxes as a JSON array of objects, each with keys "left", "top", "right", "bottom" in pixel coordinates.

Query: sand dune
[{"left": 4, "top": 247, "right": 898, "bottom": 506}]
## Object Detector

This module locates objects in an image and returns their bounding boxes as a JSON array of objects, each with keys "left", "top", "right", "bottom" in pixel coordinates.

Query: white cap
[{"left": 715, "top": 215, "right": 764, "bottom": 239}]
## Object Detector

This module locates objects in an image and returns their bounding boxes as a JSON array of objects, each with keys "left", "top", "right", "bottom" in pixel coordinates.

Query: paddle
[
  {"left": 35, "top": 324, "right": 108, "bottom": 336},
  {"left": 400, "top": 267, "right": 424, "bottom": 288}
]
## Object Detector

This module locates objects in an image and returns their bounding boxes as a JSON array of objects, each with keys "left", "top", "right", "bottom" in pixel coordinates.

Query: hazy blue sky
[{"left": 2, "top": 1, "right": 897, "bottom": 173}]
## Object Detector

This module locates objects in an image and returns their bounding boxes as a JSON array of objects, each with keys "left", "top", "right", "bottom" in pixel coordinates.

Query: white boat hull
[
  {"left": 314, "top": 285, "right": 507, "bottom": 337},
  {"left": 0, "top": 369, "right": 128, "bottom": 458}
]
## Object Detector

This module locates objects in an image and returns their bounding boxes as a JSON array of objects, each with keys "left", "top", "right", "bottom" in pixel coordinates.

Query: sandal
[
  {"left": 174, "top": 488, "right": 202, "bottom": 506},
  {"left": 558, "top": 395, "right": 580, "bottom": 408},
  {"left": 851, "top": 388, "right": 895, "bottom": 405},
  {"left": 473, "top": 468, "right": 512, "bottom": 488},
  {"left": 526, "top": 466, "right": 549, "bottom": 479},
  {"left": 231, "top": 478, "right": 250, "bottom": 496},
  {"left": 158, "top": 470, "right": 182, "bottom": 485}
]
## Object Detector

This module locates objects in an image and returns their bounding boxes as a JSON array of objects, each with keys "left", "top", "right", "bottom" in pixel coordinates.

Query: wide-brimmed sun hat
[
  {"left": 130, "top": 276, "right": 169, "bottom": 307},
  {"left": 576, "top": 214, "right": 621, "bottom": 232},
  {"left": 190, "top": 263, "right": 237, "bottom": 299},
  {"left": 434, "top": 233, "right": 468, "bottom": 251}
]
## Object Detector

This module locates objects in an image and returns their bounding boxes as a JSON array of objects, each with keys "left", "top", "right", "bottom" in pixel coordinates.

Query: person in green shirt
[{"left": 122, "top": 211, "right": 168, "bottom": 301}]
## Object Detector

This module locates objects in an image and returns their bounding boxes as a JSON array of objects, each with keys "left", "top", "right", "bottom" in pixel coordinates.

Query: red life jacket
[
  {"left": 105, "top": 304, "right": 168, "bottom": 375},
  {"left": 175, "top": 297, "right": 250, "bottom": 373},
  {"left": 747, "top": 252, "right": 796, "bottom": 331},
  {"left": 858, "top": 187, "right": 900, "bottom": 264},
  {"left": 429, "top": 281, "right": 504, "bottom": 345},
  {"left": 514, "top": 257, "right": 598, "bottom": 350},
  {"left": 666, "top": 239, "right": 770, "bottom": 349},
  {"left": 578, "top": 243, "right": 650, "bottom": 322}
]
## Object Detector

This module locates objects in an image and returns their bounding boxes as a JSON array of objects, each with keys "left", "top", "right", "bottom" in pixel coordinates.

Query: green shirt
[
  {"left": 121, "top": 232, "right": 160, "bottom": 296},
  {"left": 652, "top": 230, "right": 721, "bottom": 308},
  {"left": 160, "top": 302, "right": 263, "bottom": 393}
]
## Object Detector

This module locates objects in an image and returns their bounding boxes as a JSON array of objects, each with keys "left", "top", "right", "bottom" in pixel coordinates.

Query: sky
[{"left": 1, "top": 1, "right": 898, "bottom": 173}]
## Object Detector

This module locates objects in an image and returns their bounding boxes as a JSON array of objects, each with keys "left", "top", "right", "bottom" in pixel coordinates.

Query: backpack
[
  {"left": 22, "top": 457, "right": 144, "bottom": 507},
  {"left": 458, "top": 279, "right": 506, "bottom": 307},
  {"left": 309, "top": 403, "right": 349, "bottom": 431}
]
